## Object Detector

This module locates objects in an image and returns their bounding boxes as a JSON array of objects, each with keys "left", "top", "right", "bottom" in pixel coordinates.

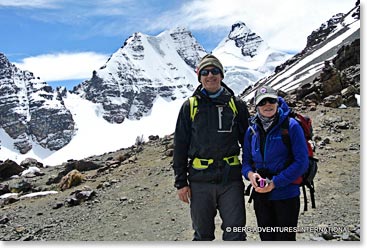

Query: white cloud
[
  {"left": 3, "top": 0, "right": 354, "bottom": 52},
  {"left": 150, "top": 0, "right": 354, "bottom": 52},
  {"left": 3, "top": 0, "right": 356, "bottom": 69},
  {"left": 0, "top": 0, "right": 132, "bottom": 9},
  {"left": 14, "top": 52, "right": 109, "bottom": 82},
  {"left": 0, "top": 0, "right": 59, "bottom": 8}
]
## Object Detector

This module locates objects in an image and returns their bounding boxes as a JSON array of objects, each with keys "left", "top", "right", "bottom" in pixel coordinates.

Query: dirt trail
[{"left": 0, "top": 106, "right": 360, "bottom": 241}]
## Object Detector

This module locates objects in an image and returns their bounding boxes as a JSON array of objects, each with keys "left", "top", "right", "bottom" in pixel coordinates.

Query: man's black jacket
[{"left": 173, "top": 82, "right": 250, "bottom": 189}]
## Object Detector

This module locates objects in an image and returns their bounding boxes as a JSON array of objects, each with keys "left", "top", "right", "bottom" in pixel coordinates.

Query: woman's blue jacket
[{"left": 241, "top": 97, "right": 309, "bottom": 200}]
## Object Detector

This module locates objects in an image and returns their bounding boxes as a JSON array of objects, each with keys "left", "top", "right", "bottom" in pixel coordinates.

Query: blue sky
[{"left": 0, "top": 0, "right": 356, "bottom": 89}]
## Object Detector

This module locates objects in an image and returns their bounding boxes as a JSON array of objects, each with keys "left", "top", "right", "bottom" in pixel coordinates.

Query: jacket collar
[{"left": 192, "top": 81, "right": 235, "bottom": 98}]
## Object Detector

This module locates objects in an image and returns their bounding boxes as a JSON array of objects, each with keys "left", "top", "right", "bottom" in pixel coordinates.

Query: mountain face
[
  {"left": 242, "top": 0, "right": 360, "bottom": 108},
  {"left": 72, "top": 23, "right": 288, "bottom": 125},
  {"left": 0, "top": 53, "right": 75, "bottom": 154},
  {"left": 213, "top": 22, "right": 292, "bottom": 94},
  {"left": 72, "top": 27, "right": 206, "bottom": 123},
  {"left": 0, "top": 1, "right": 360, "bottom": 164}
]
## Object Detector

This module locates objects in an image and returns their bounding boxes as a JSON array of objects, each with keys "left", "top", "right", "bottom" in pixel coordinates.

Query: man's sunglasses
[
  {"left": 200, "top": 68, "right": 221, "bottom": 76},
  {"left": 258, "top": 98, "right": 278, "bottom": 106}
]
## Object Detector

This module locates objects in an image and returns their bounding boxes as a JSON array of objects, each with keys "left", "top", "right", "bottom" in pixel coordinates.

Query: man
[{"left": 172, "top": 54, "right": 250, "bottom": 241}]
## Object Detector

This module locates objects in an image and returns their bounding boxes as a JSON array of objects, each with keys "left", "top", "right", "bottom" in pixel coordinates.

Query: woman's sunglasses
[
  {"left": 257, "top": 98, "right": 278, "bottom": 106},
  {"left": 200, "top": 68, "right": 221, "bottom": 76}
]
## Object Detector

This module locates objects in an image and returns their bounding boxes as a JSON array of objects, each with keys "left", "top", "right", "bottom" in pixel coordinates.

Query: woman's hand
[
  {"left": 255, "top": 181, "right": 275, "bottom": 193},
  {"left": 248, "top": 171, "right": 261, "bottom": 188},
  {"left": 248, "top": 171, "right": 275, "bottom": 193}
]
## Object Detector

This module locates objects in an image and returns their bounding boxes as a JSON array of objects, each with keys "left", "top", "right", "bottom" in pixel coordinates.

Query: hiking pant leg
[
  {"left": 217, "top": 180, "right": 247, "bottom": 241},
  {"left": 254, "top": 196, "right": 300, "bottom": 241},
  {"left": 253, "top": 197, "right": 277, "bottom": 241},
  {"left": 190, "top": 182, "right": 217, "bottom": 241},
  {"left": 273, "top": 196, "right": 300, "bottom": 241}
]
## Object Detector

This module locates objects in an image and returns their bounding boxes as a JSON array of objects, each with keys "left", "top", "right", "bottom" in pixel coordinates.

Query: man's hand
[{"left": 177, "top": 186, "right": 191, "bottom": 204}]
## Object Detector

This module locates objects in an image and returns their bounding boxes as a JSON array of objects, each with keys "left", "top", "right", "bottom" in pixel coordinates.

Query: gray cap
[{"left": 254, "top": 86, "right": 278, "bottom": 105}]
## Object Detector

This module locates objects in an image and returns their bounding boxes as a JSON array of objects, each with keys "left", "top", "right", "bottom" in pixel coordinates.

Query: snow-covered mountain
[
  {"left": 71, "top": 24, "right": 289, "bottom": 124},
  {"left": 242, "top": 1, "right": 360, "bottom": 102},
  {"left": 213, "top": 22, "right": 292, "bottom": 94},
  {"left": 2, "top": 22, "right": 278, "bottom": 164},
  {"left": 72, "top": 27, "right": 206, "bottom": 123},
  {"left": 1, "top": 27, "right": 208, "bottom": 164},
  {"left": 0, "top": 1, "right": 360, "bottom": 166},
  {"left": 0, "top": 53, "right": 75, "bottom": 155}
]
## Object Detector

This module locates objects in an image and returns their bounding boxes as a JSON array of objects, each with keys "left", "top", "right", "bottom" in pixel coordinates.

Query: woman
[{"left": 242, "top": 86, "right": 308, "bottom": 241}]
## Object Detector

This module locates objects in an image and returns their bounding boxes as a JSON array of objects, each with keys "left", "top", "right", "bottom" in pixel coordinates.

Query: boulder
[
  {"left": 0, "top": 160, "right": 25, "bottom": 179},
  {"left": 59, "top": 170, "right": 84, "bottom": 191},
  {"left": 20, "top": 158, "right": 44, "bottom": 168},
  {"left": 324, "top": 95, "right": 343, "bottom": 108}
]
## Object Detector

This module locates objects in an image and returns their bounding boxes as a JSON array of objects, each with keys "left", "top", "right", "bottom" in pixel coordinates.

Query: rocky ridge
[
  {"left": 274, "top": 0, "right": 360, "bottom": 75},
  {"left": 0, "top": 54, "right": 75, "bottom": 154},
  {"left": 241, "top": 1, "right": 360, "bottom": 111}
]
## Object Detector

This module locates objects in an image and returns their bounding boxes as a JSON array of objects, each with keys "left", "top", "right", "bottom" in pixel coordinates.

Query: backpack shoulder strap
[
  {"left": 228, "top": 97, "right": 238, "bottom": 116},
  {"left": 189, "top": 95, "right": 238, "bottom": 122},
  {"left": 280, "top": 116, "right": 291, "bottom": 152},
  {"left": 280, "top": 116, "right": 295, "bottom": 169},
  {"left": 189, "top": 96, "right": 198, "bottom": 121}
]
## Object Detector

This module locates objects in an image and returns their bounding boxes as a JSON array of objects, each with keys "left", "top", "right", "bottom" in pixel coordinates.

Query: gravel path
[{"left": 0, "top": 106, "right": 360, "bottom": 242}]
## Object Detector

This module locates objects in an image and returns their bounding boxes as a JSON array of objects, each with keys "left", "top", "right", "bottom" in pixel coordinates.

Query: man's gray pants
[{"left": 190, "top": 180, "right": 247, "bottom": 241}]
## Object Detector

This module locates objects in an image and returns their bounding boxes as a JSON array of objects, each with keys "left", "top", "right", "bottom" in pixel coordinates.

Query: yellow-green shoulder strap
[
  {"left": 189, "top": 96, "right": 198, "bottom": 121},
  {"left": 189, "top": 96, "right": 237, "bottom": 122},
  {"left": 228, "top": 97, "right": 238, "bottom": 116}
]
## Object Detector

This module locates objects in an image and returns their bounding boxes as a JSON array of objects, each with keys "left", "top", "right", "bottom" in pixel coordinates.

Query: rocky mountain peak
[
  {"left": 169, "top": 26, "right": 189, "bottom": 34},
  {"left": 227, "top": 21, "right": 264, "bottom": 58},
  {"left": 212, "top": 22, "right": 290, "bottom": 95},
  {"left": 0, "top": 53, "right": 11, "bottom": 67},
  {"left": 0, "top": 53, "right": 75, "bottom": 154},
  {"left": 228, "top": 22, "right": 251, "bottom": 38},
  {"left": 124, "top": 32, "right": 145, "bottom": 60},
  {"left": 72, "top": 28, "right": 205, "bottom": 124},
  {"left": 168, "top": 26, "right": 207, "bottom": 69}
]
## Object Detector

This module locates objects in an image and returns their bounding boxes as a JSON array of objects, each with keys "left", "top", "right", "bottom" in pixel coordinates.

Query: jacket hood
[{"left": 277, "top": 96, "right": 291, "bottom": 121}]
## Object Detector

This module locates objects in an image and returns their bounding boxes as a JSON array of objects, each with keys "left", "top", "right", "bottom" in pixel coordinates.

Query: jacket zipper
[{"left": 218, "top": 106, "right": 223, "bottom": 130}]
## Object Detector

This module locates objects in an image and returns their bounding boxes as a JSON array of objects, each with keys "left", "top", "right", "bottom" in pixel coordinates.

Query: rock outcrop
[{"left": 0, "top": 54, "right": 75, "bottom": 153}]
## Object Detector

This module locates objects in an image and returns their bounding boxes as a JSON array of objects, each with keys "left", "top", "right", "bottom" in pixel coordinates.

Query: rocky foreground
[{"left": 0, "top": 105, "right": 360, "bottom": 242}]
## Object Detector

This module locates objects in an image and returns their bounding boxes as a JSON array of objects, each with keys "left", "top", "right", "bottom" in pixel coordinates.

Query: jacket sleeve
[
  {"left": 241, "top": 127, "right": 254, "bottom": 180},
  {"left": 172, "top": 100, "right": 191, "bottom": 189},
  {"left": 235, "top": 97, "right": 250, "bottom": 148},
  {"left": 272, "top": 119, "right": 309, "bottom": 188}
]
